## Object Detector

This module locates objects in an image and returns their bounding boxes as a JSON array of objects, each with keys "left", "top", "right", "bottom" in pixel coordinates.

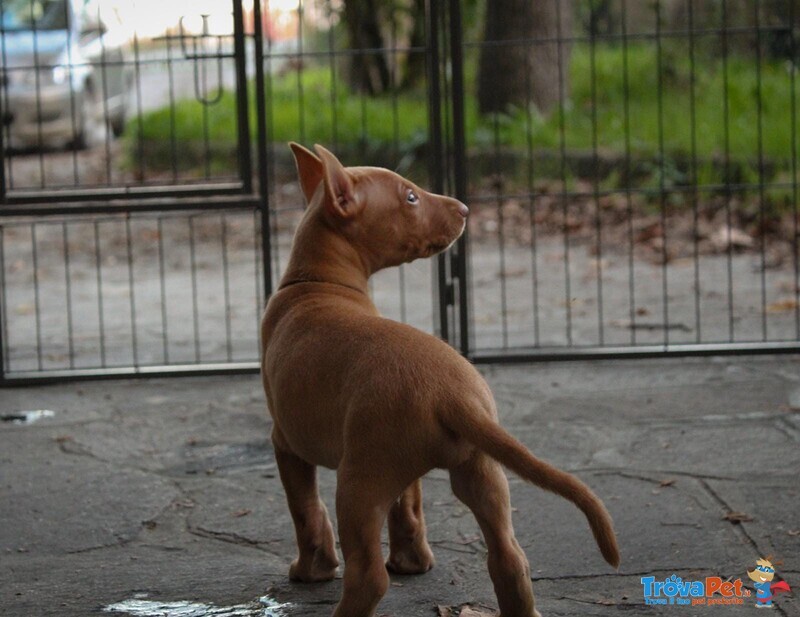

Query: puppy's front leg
[
  {"left": 386, "top": 478, "right": 434, "bottom": 575},
  {"left": 274, "top": 442, "right": 339, "bottom": 582}
]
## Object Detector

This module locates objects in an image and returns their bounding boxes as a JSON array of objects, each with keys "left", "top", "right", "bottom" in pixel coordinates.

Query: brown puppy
[{"left": 260, "top": 143, "right": 619, "bottom": 617}]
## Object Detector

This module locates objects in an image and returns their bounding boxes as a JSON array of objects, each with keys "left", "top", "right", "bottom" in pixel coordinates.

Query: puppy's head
[{"left": 289, "top": 142, "right": 468, "bottom": 272}]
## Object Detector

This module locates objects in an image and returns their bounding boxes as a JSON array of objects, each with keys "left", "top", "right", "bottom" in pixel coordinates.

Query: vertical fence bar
[
  {"left": 426, "top": 0, "right": 449, "bottom": 343},
  {"left": 62, "top": 223, "right": 75, "bottom": 369},
  {"left": 448, "top": 0, "right": 469, "bottom": 356},
  {"left": 791, "top": 0, "right": 800, "bottom": 338},
  {"left": 589, "top": 2, "right": 604, "bottom": 346},
  {"left": 754, "top": 0, "right": 767, "bottom": 341},
  {"left": 94, "top": 221, "right": 106, "bottom": 368},
  {"left": 132, "top": 31, "right": 146, "bottom": 184},
  {"left": 253, "top": 0, "right": 273, "bottom": 301},
  {"left": 221, "top": 214, "right": 233, "bottom": 360},
  {"left": 31, "top": 224, "right": 43, "bottom": 370},
  {"left": 0, "top": 226, "right": 6, "bottom": 382},
  {"left": 0, "top": 26, "right": 5, "bottom": 206},
  {"left": 492, "top": 111, "right": 509, "bottom": 349},
  {"left": 189, "top": 216, "right": 201, "bottom": 362},
  {"left": 721, "top": 0, "right": 735, "bottom": 341},
  {"left": 688, "top": 0, "right": 701, "bottom": 342},
  {"left": 522, "top": 18, "right": 540, "bottom": 348},
  {"left": 63, "top": 0, "right": 80, "bottom": 185},
  {"left": 555, "top": 0, "right": 572, "bottom": 346},
  {"left": 655, "top": 0, "right": 669, "bottom": 346},
  {"left": 233, "top": 0, "right": 253, "bottom": 194},
  {"left": 125, "top": 217, "right": 139, "bottom": 368},
  {"left": 157, "top": 217, "right": 170, "bottom": 364},
  {"left": 0, "top": 2, "right": 13, "bottom": 194}
]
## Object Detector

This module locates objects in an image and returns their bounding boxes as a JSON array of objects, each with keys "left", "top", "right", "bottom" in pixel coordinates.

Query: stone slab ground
[{"left": 2, "top": 356, "right": 799, "bottom": 616}]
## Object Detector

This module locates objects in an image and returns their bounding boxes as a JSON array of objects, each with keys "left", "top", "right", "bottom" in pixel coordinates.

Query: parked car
[{"left": 0, "top": 0, "right": 131, "bottom": 149}]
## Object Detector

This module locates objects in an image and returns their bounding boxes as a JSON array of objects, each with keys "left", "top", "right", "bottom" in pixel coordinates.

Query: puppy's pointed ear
[
  {"left": 314, "top": 144, "right": 359, "bottom": 219},
  {"left": 289, "top": 142, "right": 323, "bottom": 206}
]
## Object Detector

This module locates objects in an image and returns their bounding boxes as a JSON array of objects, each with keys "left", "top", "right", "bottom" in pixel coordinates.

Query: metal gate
[
  {"left": 0, "top": 0, "right": 271, "bottom": 382},
  {"left": 1, "top": 0, "right": 799, "bottom": 384}
]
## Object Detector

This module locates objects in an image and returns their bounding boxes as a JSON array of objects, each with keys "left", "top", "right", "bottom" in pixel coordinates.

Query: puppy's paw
[
  {"left": 289, "top": 551, "right": 339, "bottom": 582},
  {"left": 386, "top": 541, "right": 434, "bottom": 575}
]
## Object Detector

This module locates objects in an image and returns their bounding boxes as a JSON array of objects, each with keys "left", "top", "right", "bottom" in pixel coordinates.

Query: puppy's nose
[{"left": 456, "top": 201, "right": 469, "bottom": 218}]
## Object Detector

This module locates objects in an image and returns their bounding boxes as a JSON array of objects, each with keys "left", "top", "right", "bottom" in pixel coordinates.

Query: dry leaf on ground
[
  {"left": 766, "top": 299, "right": 799, "bottom": 313},
  {"left": 723, "top": 511, "right": 753, "bottom": 523}
]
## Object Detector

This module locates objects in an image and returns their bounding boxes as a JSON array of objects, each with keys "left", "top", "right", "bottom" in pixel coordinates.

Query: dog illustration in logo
[{"left": 747, "top": 558, "right": 791, "bottom": 608}]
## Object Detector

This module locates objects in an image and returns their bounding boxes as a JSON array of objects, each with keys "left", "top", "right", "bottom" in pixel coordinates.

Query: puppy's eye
[{"left": 406, "top": 190, "right": 419, "bottom": 205}]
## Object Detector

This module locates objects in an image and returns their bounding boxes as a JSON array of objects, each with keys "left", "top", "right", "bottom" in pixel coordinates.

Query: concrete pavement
[{"left": 2, "top": 356, "right": 799, "bottom": 616}]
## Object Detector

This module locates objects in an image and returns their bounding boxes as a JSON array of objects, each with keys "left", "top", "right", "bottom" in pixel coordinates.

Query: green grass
[
  {"left": 127, "top": 43, "right": 799, "bottom": 196},
  {"left": 481, "top": 44, "right": 796, "bottom": 168}
]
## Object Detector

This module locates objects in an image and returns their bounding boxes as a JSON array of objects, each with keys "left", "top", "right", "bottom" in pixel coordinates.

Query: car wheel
[
  {"left": 110, "top": 113, "right": 125, "bottom": 138},
  {"left": 75, "top": 81, "right": 108, "bottom": 150}
]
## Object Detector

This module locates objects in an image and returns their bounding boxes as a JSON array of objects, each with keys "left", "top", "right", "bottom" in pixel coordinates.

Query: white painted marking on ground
[{"left": 103, "top": 595, "right": 290, "bottom": 617}]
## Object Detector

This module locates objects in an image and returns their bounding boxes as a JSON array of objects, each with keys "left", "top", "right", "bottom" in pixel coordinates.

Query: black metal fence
[{"left": 0, "top": 0, "right": 798, "bottom": 384}]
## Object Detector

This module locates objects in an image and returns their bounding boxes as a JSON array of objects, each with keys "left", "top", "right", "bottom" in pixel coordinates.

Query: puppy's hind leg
[
  {"left": 450, "top": 454, "right": 541, "bottom": 617},
  {"left": 386, "top": 478, "right": 435, "bottom": 574},
  {"left": 274, "top": 442, "right": 339, "bottom": 582},
  {"left": 332, "top": 465, "right": 398, "bottom": 617}
]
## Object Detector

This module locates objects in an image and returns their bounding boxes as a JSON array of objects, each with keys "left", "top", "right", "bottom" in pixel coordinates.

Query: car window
[{"left": 0, "top": 0, "right": 69, "bottom": 31}]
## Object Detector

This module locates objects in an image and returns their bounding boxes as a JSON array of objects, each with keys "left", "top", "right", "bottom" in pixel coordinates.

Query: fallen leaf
[
  {"left": 611, "top": 319, "right": 691, "bottom": 332},
  {"left": 723, "top": 511, "right": 753, "bottom": 524},
  {"left": 459, "top": 607, "right": 497, "bottom": 617},
  {"left": 231, "top": 509, "right": 251, "bottom": 518},
  {"left": 766, "top": 299, "right": 799, "bottom": 313},
  {"left": 787, "top": 529, "right": 800, "bottom": 536},
  {"left": 14, "top": 303, "right": 34, "bottom": 316},
  {"left": 659, "top": 479, "right": 676, "bottom": 487}
]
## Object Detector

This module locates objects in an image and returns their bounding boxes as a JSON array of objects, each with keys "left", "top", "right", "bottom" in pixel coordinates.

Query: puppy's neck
[{"left": 280, "top": 204, "right": 370, "bottom": 294}]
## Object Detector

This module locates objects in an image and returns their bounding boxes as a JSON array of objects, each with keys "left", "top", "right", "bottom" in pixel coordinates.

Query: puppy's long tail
[{"left": 442, "top": 403, "right": 620, "bottom": 569}]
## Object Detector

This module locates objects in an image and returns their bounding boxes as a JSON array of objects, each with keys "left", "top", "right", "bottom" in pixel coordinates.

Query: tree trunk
[
  {"left": 401, "top": 0, "right": 427, "bottom": 89},
  {"left": 477, "top": 0, "right": 573, "bottom": 115},
  {"left": 343, "top": 0, "right": 392, "bottom": 95}
]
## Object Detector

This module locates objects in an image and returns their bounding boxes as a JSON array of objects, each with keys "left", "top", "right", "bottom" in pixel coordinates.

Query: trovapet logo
[
  {"left": 641, "top": 574, "right": 750, "bottom": 606},
  {"left": 641, "top": 560, "right": 793, "bottom": 608}
]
